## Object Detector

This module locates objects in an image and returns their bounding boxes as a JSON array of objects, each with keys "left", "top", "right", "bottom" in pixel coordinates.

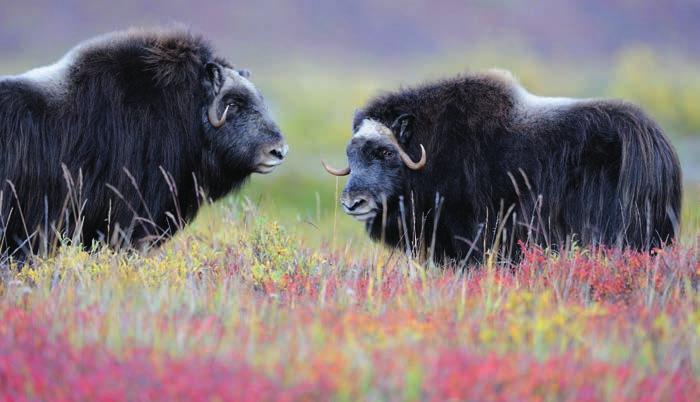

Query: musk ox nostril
[
  {"left": 351, "top": 199, "right": 366, "bottom": 210},
  {"left": 270, "top": 148, "right": 283, "bottom": 159},
  {"left": 342, "top": 196, "right": 367, "bottom": 212},
  {"left": 268, "top": 143, "right": 288, "bottom": 160}
]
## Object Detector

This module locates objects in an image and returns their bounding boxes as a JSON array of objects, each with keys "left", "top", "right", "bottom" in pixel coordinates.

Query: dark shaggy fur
[
  {"left": 340, "top": 70, "right": 682, "bottom": 262},
  {"left": 0, "top": 29, "right": 286, "bottom": 256}
]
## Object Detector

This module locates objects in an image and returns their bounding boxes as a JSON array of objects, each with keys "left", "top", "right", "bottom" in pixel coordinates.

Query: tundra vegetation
[{"left": 1, "top": 46, "right": 699, "bottom": 400}]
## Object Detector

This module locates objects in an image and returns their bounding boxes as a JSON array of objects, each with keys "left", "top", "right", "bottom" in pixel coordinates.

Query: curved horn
[
  {"left": 397, "top": 144, "right": 427, "bottom": 170},
  {"left": 384, "top": 122, "right": 427, "bottom": 170},
  {"left": 321, "top": 160, "right": 350, "bottom": 176},
  {"left": 208, "top": 104, "right": 230, "bottom": 128}
]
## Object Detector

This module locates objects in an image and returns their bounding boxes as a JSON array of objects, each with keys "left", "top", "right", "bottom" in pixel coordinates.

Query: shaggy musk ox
[
  {"left": 323, "top": 70, "right": 682, "bottom": 262},
  {"left": 0, "top": 29, "right": 287, "bottom": 256}
]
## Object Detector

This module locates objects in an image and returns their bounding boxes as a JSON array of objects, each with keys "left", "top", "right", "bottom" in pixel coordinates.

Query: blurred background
[{"left": 1, "top": 0, "right": 698, "bottom": 243}]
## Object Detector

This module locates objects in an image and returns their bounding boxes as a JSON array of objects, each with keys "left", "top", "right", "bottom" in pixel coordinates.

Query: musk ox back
[
  {"left": 323, "top": 70, "right": 682, "bottom": 262},
  {"left": 0, "top": 29, "right": 288, "bottom": 257}
]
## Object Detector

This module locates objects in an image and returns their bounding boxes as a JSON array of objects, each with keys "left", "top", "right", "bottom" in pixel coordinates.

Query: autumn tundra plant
[
  {"left": 323, "top": 69, "right": 682, "bottom": 263},
  {"left": 0, "top": 28, "right": 287, "bottom": 258},
  {"left": 0, "top": 203, "right": 698, "bottom": 401}
]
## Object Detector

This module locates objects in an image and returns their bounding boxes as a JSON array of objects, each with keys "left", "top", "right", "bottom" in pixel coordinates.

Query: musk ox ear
[
  {"left": 391, "top": 113, "right": 415, "bottom": 145},
  {"left": 238, "top": 69, "right": 251, "bottom": 79},
  {"left": 353, "top": 108, "right": 363, "bottom": 120},
  {"left": 204, "top": 62, "right": 225, "bottom": 95},
  {"left": 352, "top": 108, "right": 365, "bottom": 131}
]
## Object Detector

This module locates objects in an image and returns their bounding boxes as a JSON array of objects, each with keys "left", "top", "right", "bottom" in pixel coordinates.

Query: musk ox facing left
[
  {"left": 323, "top": 69, "right": 682, "bottom": 263},
  {"left": 0, "top": 29, "right": 287, "bottom": 256}
]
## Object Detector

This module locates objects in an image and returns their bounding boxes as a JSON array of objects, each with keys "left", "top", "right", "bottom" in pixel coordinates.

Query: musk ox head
[
  {"left": 203, "top": 62, "right": 288, "bottom": 175},
  {"left": 323, "top": 110, "right": 426, "bottom": 225}
]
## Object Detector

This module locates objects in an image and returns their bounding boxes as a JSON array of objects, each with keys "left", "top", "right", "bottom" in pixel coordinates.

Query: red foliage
[
  {"left": 516, "top": 243, "right": 698, "bottom": 303},
  {"left": 0, "top": 309, "right": 329, "bottom": 402},
  {"left": 426, "top": 349, "right": 700, "bottom": 402},
  {"left": 1, "top": 245, "right": 698, "bottom": 400}
]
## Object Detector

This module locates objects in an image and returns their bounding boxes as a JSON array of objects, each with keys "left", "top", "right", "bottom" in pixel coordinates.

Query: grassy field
[
  {"left": 1, "top": 51, "right": 700, "bottom": 400},
  {"left": 1, "top": 203, "right": 698, "bottom": 400}
]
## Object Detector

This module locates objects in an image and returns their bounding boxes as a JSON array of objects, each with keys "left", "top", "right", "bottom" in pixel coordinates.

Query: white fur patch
[
  {"left": 515, "top": 85, "right": 578, "bottom": 110},
  {"left": 12, "top": 32, "right": 119, "bottom": 97},
  {"left": 489, "top": 69, "right": 580, "bottom": 122},
  {"left": 352, "top": 119, "right": 393, "bottom": 140},
  {"left": 511, "top": 82, "right": 580, "bottom": 125},
  {"left": 18, "top": 50, "right": 77, "bottom": 97},
  {"left": 9, "top": 32, "right": 119, "bottom": 98}
]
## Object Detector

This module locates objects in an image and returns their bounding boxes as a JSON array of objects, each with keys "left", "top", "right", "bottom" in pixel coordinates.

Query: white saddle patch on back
[
  {"left": 18, "top": 50, "right": 78, "bottom": 97},
  {"left": 486, "top": 68, "right": 581, "bottom": 123},
  {"left": 12, "top": 33, "right": 116, "bottom": 98},
  {"left": 515, "top": 85, "right": 578, "bottom": 110}
]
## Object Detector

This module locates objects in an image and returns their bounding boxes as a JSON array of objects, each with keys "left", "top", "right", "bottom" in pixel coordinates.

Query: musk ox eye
[
  {"left": 371, "top": 148, "right": 393, "bottom": 160},
  {"left": 379, "top": 149, "right": 394, "bottom": 159}
]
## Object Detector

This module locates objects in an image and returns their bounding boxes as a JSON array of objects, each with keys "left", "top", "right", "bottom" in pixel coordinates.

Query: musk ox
[
  {"left": 323, "top": 70, "right": 682, "bottom": 262},
  {"left": 0, "top": 29, "right": 287, "bottom": 257}
]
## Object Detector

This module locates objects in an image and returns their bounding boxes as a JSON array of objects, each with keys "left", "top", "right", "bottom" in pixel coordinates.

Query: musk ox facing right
[
  {"left": 323, "top": 70, "right": 682, "bottom": 262},
  {"left": 1, "top": 29, "right": 287, "bottom": 257}
]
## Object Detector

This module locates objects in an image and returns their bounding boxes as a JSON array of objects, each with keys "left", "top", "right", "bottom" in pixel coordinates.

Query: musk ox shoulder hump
[
  {"left": 481, "top": 68, "right": 581, "bottom": 124},
  {"left": 9, "top": 28, "right": 211, "bottom": 99}
]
